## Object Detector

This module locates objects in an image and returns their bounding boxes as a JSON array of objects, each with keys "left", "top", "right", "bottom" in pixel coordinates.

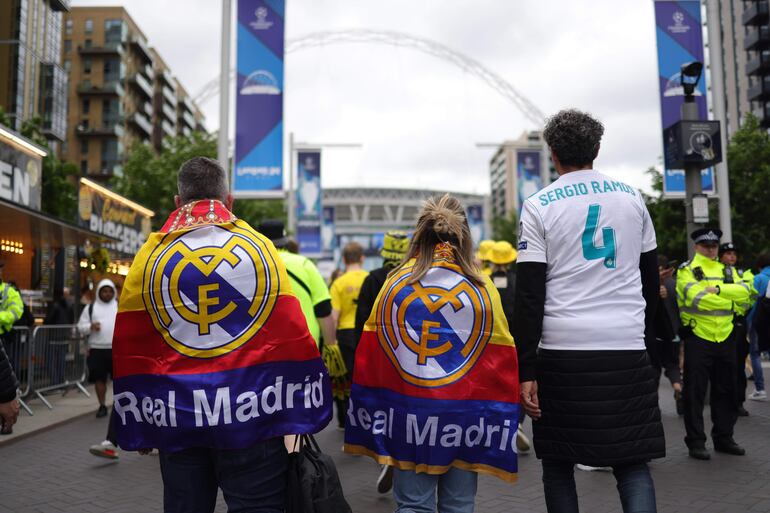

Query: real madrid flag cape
[
  {"left": 112, "top": 200, "right": 332, "bottom": 452},
  {"left": 343, "top": 243, "right": 520, "bottom": 482}
]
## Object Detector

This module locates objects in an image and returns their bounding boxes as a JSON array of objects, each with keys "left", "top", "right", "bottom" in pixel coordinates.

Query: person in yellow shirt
[
  {"left": 476, "top": 239, "right": 495, "bottom": 276},
  {"left": 330, "top": 241, "right": 369, "bottom": 428}
]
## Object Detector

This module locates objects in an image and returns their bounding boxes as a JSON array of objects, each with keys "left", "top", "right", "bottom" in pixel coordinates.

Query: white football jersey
[{"left": 517, "top": 169, "right": 657, "bottom": 351}]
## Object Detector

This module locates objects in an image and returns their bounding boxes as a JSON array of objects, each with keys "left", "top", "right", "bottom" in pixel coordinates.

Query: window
[
  {"left": 64, "top": 40, "right": 71, "bottom": 53},
  {"left": 84, "top": 39, "right": 92, "bottom": 49},
  {"left": 63, "top": 59, "right": 70, "bottom": 73},
  {"left": 85, "top": 19, "right": 93, "bottom": 34},
  {"left": 65, "top": 19, "right": 73, "bottom": 35},
  {"left": 80, "top": 140, "right": 89, "bottom": 154},
  {"left": 104, "top": 19, "right": 124, "bottom": 46},
  {"left": 80, "top": 119, "right": 89, "bottom": 130},
  {"left": 82, "top": 99, "right": 90, "bottom": 114},
  {"left": 81, "top": 160, "right": 88, "bottom": 174},
  {"left": 83, "top": 57, "right": 91, "bottom": 74}
]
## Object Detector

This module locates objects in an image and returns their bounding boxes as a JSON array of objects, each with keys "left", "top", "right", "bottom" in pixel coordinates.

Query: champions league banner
[
  {"left": 112, "top": 201, "right": 331, "bottom": 452},
  {"left": 321, "top": 206, "right": 336, "bottom": 256},
  {"left": 516, "top": 150, "right": 542, "bottom": 208},
  {"left": 344, "top": 248, "right": 521, "bottom": 482},
  {"left": 653, "top": 0, "right": 715, "bottom": 196},
  {"left": 296, "top": 150, "right": 322, "bottom": 256},
  {"left": 233, "top": 0, "right": 285, "bottom": 198},
  {"left": 466, "top": 205, "right": 484, "bottom": 245}
]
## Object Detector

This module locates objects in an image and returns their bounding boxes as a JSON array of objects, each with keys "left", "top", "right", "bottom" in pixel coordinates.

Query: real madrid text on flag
[
  {"left": 343, "top": 244, "right": 520, "bottom": 482},
  {"left": 112, "top": 200, "right": 332, "bottom": 451}
]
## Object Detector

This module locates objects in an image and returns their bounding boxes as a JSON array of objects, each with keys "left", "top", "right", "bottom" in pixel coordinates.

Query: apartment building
[
  {"left": 61, "top": 7, "right": 205, "bottom": 179},
  {"left": 0, "top": 0, "right": 69, "bottom": 144}
]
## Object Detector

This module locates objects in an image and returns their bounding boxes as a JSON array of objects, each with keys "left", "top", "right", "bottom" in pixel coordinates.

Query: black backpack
[{"left": 285, "top": 434, "right": 352, "bottom": 513}]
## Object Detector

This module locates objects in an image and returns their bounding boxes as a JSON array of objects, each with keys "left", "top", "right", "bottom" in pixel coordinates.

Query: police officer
[
  {"left": 720, "top": 242, "right": 756, "bottom": 416},
  {"left": 0, "top": 261, "right": 22, "bottom": 434},
  {"left": 677, "top": 229, "right": 752, "bottom": 460}
]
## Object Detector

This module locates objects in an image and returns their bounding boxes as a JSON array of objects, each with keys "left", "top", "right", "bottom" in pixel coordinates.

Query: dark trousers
[
  {"left": 649, "top": 338, "right": 682, "bottom": 388},
  {"left": 335, "top": 330, "right": 356, "bottom": 428},
  {"left": 158, "top": 438, "right": 288, "bottom": 513},
  {"left": 683, "top": 333, "right": 738, "bottom": 448},
  {"left": 542, "top": 460, "right": 657, "bottom": 513},
  {"left": 734, "top": 317, "right": 749, "bottom": 406},
  {"left": 106, "top": 408, "right": 117, "bottom": 445}
]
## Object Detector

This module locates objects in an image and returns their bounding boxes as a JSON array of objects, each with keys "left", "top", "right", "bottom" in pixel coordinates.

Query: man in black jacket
[
  {"left": 353, "top": 230, "right": 409, "bottom": 494},
  {"left": 0, "top": 341, "right": 19, "bottom": 433}
]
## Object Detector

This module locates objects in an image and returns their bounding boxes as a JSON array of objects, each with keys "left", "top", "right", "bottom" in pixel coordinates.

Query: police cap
[
  {"left": 691, "top": 227, "right": 722, "bottom": 245},
  {"left": 719, "top": 242, "right": 737, "bottom": 255}
]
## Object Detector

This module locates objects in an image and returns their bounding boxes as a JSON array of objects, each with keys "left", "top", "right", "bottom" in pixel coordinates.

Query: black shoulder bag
[{"left": 285, "top": 434, "right": 352, "bottom": 513}]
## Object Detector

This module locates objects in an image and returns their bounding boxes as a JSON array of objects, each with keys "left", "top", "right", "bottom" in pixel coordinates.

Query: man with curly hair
[{"left": 514, "top": 109, "right": 664, "bottom": 512}]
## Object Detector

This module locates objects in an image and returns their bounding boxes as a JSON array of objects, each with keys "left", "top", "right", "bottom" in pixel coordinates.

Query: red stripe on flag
[
  {"left": 113, "top": 295, "right": 320, "bottom": 378},
  {"left": 352, "top": 330, "right": 519, "bottom": 403}
]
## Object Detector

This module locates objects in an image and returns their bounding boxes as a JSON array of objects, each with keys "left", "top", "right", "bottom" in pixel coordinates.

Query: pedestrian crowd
[{"left": 0, "top": 110, "right": 769, "bottom": 513}]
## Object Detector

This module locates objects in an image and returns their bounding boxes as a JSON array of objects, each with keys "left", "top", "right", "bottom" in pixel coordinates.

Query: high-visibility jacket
[
  {"left": 0, "top": 282, "right": 23, "bottom": 335},
  {"left": 676, "top": 253, "right": 752, "bottom": 342},
  {"left": 725, "top": 266, "right": 757, "bottom": 317}
]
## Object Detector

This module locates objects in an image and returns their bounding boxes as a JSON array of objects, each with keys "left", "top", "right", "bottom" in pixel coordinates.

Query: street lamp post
[{"left": 218, "top": 0, "right": 232, "bottom": 181}]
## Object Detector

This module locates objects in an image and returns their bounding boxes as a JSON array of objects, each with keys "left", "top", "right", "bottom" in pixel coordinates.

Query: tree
[
  {"left": 114, "top": 131, "right": 286, "bottom": 229},
  {"left": 725, "top": 114, "right": 770, "bottom": 262},
  {"left": 642, "top": 167, "right": 688, "bottom": 263},
  {"left": 491, "top": 209, "right": 518, "bottom": 246}
]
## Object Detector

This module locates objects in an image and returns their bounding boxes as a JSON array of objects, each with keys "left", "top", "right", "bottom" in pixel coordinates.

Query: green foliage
[
  {"left": 16, "top": 117, "right": 78, "bottom": 221},
  {"left": 642, "top": 167, "right": 688, "bottom": 263},
  {"left": 0, "top": 106, "right": 11, "bottom": 127},
  {"left": 114, "top": 131, "right": 286, "bottom": 229},
  {"left": 491, "top": 209, "right": 518, "bottom": 246},
  {"left": 726, "top": 114, "right": 770, "bottom": 263}
]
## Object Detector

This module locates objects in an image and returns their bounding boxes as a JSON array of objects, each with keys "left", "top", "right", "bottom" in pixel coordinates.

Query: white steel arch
[{"left": 194, "top": 29, "right": 546, "bottom": 126}]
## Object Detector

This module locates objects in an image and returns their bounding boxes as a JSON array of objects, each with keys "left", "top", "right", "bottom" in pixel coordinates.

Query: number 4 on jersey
[{"left": 582, "top": 204, "right": 616, "bottom": 269}]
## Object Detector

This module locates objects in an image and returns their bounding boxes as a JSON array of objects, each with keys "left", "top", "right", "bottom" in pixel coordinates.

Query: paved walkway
[{"left": 1, "top": 381, "right": 770, "bottom": 513}]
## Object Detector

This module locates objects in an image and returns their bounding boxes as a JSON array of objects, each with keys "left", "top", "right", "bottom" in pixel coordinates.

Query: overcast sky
[{"left": 72, "top": 0, "right": 668, "bottom": 195}]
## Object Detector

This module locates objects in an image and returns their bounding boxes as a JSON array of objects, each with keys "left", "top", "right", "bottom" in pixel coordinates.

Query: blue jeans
[
  {"left": 392, "top": 467, "right": 478, "bottom": 513},
  {"left": 542, "top": 460, "right": 657, "bottom": 513},
  {"left": 749, "top": 329, "right": 765, "bottom": 391},
  {"left": 158, "top": 438, "right": 288, "bottom": 513}
]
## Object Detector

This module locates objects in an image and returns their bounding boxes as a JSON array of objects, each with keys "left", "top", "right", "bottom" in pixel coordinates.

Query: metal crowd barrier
[
  {"left": 5, "top": 327, "right": 33, "bottom": 415},
  {"left": 29, "top": 325, "right": 90, "bottom": 410}
]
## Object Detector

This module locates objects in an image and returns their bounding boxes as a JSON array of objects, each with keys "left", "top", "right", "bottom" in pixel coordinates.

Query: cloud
[{"left": 72, "top": 0, "right": 666, "bottom": 194}]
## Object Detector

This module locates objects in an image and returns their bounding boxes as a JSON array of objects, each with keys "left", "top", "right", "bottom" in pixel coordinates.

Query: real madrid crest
[
  {"left": 376, "top": 262, "right": 492, "bottom": 387},
  {"left": 143, "top": 223, "right": 279, "bottom": 358}
]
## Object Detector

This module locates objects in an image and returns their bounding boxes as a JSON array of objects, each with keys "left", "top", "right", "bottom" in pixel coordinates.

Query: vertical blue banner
[
  {"left": 516, "top": 150, "right": 542, "bottom": 207},
  {"left": 653, "top": 1, "right": 715, "bottom": 196},
  {"left": 296, "top": 151, "right": 322, "bottom": 256},
  {"left": 321, "top": 206, "right": 336, "bottom": 256},
  {"left": 466, "top": 204, "right": 485, "bottom": 245},
  {"left": 233, "top": 0, "right": 285, "bottom": 198}
]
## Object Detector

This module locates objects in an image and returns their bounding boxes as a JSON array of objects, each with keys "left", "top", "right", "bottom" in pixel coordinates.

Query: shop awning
[{"left": 0, "top": 198, "right": 118, "bottom": 248}]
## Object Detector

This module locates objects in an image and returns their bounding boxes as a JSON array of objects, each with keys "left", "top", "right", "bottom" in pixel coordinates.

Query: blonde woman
[{"left": 344, "top": 194, "right": 520, "bottom": 513}]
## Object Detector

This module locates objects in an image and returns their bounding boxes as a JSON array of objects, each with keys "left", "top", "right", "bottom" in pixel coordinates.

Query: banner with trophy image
[{"left": 296, "top": 150, "right": 322, "bottom": 256}]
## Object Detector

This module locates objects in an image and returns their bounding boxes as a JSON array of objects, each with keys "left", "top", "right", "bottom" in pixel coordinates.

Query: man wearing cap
[
  {"left": 257, "top": 220, "right": 336, "bottom": 349},
  {"left": 476, "top": 239, "right": 495, "bottom": 276},
  {"left": 720, "top": 242, "right": 756, "bottom": 416},
  {"left": 354, "top": 230, "right": 409, "bottom": 494},
  {"left": 0, "top": 261, "right": 21, "bottom": 434},
  {"left": 677, "top": 228, "right": 752, "bottom": 459}
]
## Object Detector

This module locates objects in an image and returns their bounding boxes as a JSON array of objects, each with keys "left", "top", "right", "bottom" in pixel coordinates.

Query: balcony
[
  {"left": 746, "top": 52, "right": 770, "bottom": 75},
  {"left": 50, "top": 0, "right": 70, "bottom": 11},
  {"left": 743, "top": 1, "right": 770, "bottom": 26},
  {"left": 128, "top": 72, "right": 153, "bottom": 100},
  {"left": 161, "top": 85, "right": 176, "bottom": 106},
  {"left": 161, "top": 120, "right": 175, "bottom": 138},
  {"left": 748, "top": 77, "right": 770, "bottom": 101},
  {"left": 745, "top": 26, "right": 770, "bottom": 51},
  {"left": 127, "top": 112, "right": 153, "bottom": 136},
  {"left": 76, "top": 121, "right": 124, "bottom": 138},
  {"left": 78, "top": 44, "right": 124, "bottom": 57},
  {"left": 142, "top": 101, "right": 153, "bottom": 118},
  {"left": 156, "top": 69, "right": 174, "bottom": 87},
  {"left": 161, "top": 102, "right": 177, "bottom": 122},
  {"left": 77, "top": 82, "right": 124, "bottom": 96},
  {"left": 180, "top": 110, "right": 196, "bottom": 129},
  {"left": 130, "top": 36, "right": 154, "bottom": 65},
  {"left": 182, "top": 96, "right": 195, "bottom": 114}
]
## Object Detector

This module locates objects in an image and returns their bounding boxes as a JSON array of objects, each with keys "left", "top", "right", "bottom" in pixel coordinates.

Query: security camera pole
[{"left": 664, "top": 61, "right": 723, "bottom": 259}]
